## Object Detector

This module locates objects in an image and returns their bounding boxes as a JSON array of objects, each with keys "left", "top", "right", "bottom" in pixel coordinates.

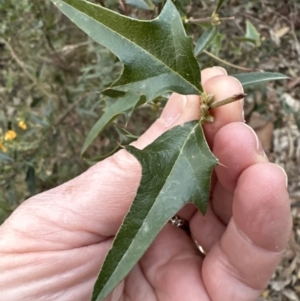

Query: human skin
[{"left": 0, "top": 67, "right": 292, "bottom": 301}]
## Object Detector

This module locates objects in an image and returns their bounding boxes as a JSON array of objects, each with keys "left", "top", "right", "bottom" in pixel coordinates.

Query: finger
[
  {"left": 201, "top": 66, "right": 228, "bottom": 84},
  {"left": 211, "top": 122, "right": 268, "bottom": 223},
  {"left": 135, "top": 225, "right": 210, "bottom": 301},
  {"left": 202, "top": 163, "right": 292, "bottom": 301},
  {"left": 132, "top": 92, "right": 199, "bottom": 149},
  {"left": 132, "top": 66, "right": 228, "bottom": 150},
  {"left": 189, "top": 122, "right": 268, "bottom": 251},
  {"left": 214, "top": 122, "right": 268, "bottom": 192},
  {"left": 189, "top": 204, "right": 226, "bottom": 253},
  {"left": 202, "top": 75, "right": 244, "bottom": 147}
]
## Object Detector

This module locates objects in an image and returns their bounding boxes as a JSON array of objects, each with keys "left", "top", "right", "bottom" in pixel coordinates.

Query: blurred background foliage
[{"left": 1, "top": 0, "right": 300, "bottom": 299}]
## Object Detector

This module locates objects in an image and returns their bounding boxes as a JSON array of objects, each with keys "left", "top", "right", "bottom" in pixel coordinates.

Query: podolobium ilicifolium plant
[{"left": 50, "top": 0, "right": 288, "bottom": 300}]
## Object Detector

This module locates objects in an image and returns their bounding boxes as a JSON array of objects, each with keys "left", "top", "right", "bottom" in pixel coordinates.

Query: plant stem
[
  {"left": 209, "top": 93, "right": 246, "bottom": 109},
  {"left": 186, "top": 16, "right": 235, "bottom": 24},
  {"left": 203, "top": 50, "right": 255, "bottom": 72},
  {"left": 1, "top": 38, "right": 56, "bottom": 99}
]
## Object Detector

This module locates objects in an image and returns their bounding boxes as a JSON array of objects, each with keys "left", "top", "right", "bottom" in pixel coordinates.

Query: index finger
[{"left": 202, "top": 74, "right": 245, "bottom": 147}]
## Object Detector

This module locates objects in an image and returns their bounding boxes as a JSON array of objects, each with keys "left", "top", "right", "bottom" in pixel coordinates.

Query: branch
[
  {"left": 203, "top": 50, "right": 258, "bottom": 72},
  {"left": 1, "top": 38, "right": 56, "bottom": 99}
]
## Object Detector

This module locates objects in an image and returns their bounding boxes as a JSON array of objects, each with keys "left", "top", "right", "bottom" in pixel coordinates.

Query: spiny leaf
[
  {"left": 83, "top": 127, "right": 138, "bottom": 163},
  {"left": 194, "top": 26, "right": 218, "bottom": 56},
  {"left": 208, "top": 30, "right": 223, "bottom": 56},
  {"left": 233, "top": 72, "right": 289, "bottom": 87},
  {"left": 92, "top": 121, "right": 218, "bottom": 301},
  {"left": 245, "top": 20, "right": 261, "bottom": 47},
  {"left": 81, "top": 91, "right": 144, "bottom": 155},
  {"left": 115, "top": 126, "right": 138, "bottom": 145},
  {"left": 50, "top": 0, "right": 202, "bottom": 101}
]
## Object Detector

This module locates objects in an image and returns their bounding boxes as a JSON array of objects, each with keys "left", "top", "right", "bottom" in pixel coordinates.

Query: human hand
[{"left": 0, "top": 67, "right": 292, "bottom": 301}]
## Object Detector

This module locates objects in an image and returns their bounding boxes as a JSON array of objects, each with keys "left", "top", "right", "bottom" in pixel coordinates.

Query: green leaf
[
  {"left": 50, "top": 0, "right": 202, "bottom": 100},
  {"left": 115, "top": 126, "right": 138, "bottom": 145},
  {"left": 215, "top": 0, "right": 226, "bottom": 12},
  {"left": 101, "top": 89, "right": 126, "bottom": 98},
  {"left": 209, "top": 31, "right": 223, "bottom": 56},
  {"left": 245, "top": 20, "right": 261, "bottom": 46},
  {"left": 125, "top": 0, "right": 155, "bottom": 10},
  {"left": 83, "top": 127, "right": 138, "bottom": 163},
  {"left": 92, "top": 121, "right": 218, "bottom": 301},
  {"left": 233, "top": 72, "right": 289, "bottom": 87},
  {"left": 194, "top": 26, "right": 218, "bottom": 56},
  {"left": 81, "top": 91, "right": 144, "bottom": 155},
  {"left": 83, "top": 148, "right": 119, "bottom": 164}
]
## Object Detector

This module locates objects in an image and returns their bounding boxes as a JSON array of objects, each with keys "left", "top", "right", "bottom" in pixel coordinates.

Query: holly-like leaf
[
  {"left": 245, "top": 20, "right": 261, "bottom": 47},
  {"left": 50, "top": 0, "right": 202, "bottom": 100},
  {"left": 83, "top": 127, "right": 138, "bottom": 163},
  {"left": 115, "top": 126, "right": 138, "bottom": 145},
  {"left": 194, "top": 26, "right": 219, "bottom": 56},
  {"left": 92, "top": 121, "right": 218, "bottom": 301},
  {"left": 233, "top": 72, "right": 289, "bottom": 87},
  {"left": 81, "top": 91, "right": 144, "bottom": 155}
]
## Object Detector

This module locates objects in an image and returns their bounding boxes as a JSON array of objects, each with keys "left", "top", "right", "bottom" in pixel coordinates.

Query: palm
[{"left": 122, "top": 224, "right": 207, "bottom": 301}]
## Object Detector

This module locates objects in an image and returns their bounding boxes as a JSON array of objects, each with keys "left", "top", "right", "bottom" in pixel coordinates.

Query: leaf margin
[
  {"left": 194, "top": 26, "right": 219, "bottom": 57},
  {"left": 81, "top": 91, "right": 144, "bottom": 155},
  {"left": 50, "top": 0, "right": 202, "bottom": 101}
]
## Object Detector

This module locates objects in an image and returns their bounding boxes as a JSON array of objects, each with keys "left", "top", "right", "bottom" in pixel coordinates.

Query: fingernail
[
  {"left": 212, "top": 66, "right": 228, "bottom": 75},
  {"left": 240, "top": 123, "right": 267, "bottom": 158},
  {"left": 276, "top": 165, "right": 288, "bottom": 188},
  {"left": 160, "top": 94, "right": 187, "bottom": 126}
]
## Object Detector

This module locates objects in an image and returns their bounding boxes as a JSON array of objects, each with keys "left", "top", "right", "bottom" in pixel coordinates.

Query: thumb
[{"left": 132, "top": 92, "right": 200, "bottom": 149}]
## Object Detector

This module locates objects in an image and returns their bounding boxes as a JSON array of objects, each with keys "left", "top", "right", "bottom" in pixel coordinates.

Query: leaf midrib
[
  {"left": 146, "top": 124, "right": 200, "bottom": 209},
  {"left": 102, "top": 124, "right": 199, "bottom": 291}
]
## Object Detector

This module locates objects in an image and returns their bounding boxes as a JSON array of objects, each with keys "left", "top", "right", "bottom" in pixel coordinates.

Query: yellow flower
[
  {"left": 0, "top": 143, "right": 7, "bottom": 152},
  {"left": 18, "top": 120, "right": 27, "bottom": 130},
  {"left": 4, "top": 130, "right": 17, "bottom": 141}
]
